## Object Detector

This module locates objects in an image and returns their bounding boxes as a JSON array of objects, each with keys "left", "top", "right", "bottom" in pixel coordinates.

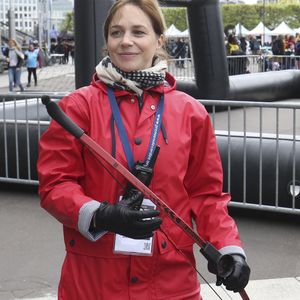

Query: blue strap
[
  {"left": 108, "top": 88, "right": 135, "bottom": 170},
  {"left": 107, "top": 87, "right": 164, "bottom": 170},
  {"left": 144, "top": 95, "right": 164, "bottom": 167}
]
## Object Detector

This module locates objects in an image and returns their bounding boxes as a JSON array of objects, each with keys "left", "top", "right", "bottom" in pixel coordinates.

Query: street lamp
[
  {"left": 263, "top": 0, "right": 266, "bottom": 45},
  {"left": 8, "top": 0, "right": 16, "bottom": 40}
]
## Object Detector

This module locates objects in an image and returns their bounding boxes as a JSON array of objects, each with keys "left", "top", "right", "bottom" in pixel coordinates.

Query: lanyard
[{"left": 107, "top": 87, "right": 164, "bottom": 170}]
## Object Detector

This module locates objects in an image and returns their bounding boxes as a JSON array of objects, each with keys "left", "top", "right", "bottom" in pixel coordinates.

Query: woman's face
[
  {"left": 8, "top": 40, "right": 16, "bottom": 48},
  {"left": 107, "top": 4, "right": 163, "bottom": 72}
]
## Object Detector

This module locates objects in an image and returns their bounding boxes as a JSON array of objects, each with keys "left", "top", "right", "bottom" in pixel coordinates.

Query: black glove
[
  {"left": 208, "top": 254, "right": 250, "bottom": 293},
  {"left": 91, "top": 190, "right": 162, "bottom": 239}
]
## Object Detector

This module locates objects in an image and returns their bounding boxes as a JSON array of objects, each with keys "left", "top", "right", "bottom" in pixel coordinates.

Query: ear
[{"left": 157, "top": 34, "right": 164, "bottom": 50}]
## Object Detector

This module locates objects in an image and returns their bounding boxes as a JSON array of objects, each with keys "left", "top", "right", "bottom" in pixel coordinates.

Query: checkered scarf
[{"left": 95, "top": 56, "right": 167, "bottom": 96}]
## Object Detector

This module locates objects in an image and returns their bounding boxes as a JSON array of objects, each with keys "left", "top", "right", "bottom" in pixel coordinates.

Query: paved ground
[
  {"left": 0, "top": 62, "right": 75, "bottom": 94},
  {"left": 1, "top": 184, "right": 300, "bottom": 300},
  {"left": 1, "top": 64, "right": 300, "bottom": 299}
]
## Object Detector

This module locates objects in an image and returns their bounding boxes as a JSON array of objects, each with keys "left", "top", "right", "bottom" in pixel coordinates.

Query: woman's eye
[
  {"left": 133, "top": 30, "right": 145, "bottom": 36},
  {"left": 110, "top": 31, "right": 121, "bottom": 37}
]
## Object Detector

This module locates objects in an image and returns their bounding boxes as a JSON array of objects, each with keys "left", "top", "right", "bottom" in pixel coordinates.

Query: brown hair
[{"left": 103, "top": 0, "right": 168, "bottom": 60}]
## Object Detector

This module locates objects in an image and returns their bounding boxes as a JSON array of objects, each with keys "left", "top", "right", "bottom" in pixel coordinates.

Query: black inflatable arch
[{"left": 74, "top": 0, "right": 300, "bottom": 101}]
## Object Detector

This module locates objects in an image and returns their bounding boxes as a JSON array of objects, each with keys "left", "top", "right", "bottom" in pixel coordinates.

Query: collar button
[{"left": 134, "top": 138, "right": 142, "bottom": 145}]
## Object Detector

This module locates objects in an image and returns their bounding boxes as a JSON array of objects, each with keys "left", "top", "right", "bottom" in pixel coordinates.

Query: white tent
[
  {"left": 294, "top": 27, "right": 300, "bottom": 34},
  {"left": 235, "top": 23, "right": 250, "bottom": 36},
  {"left": 165, "top": 24, "right": 183, "bottom": 37},
  {"left": 178, "top": 29, "right": 189, "bottom": 38},
  {"left": 248, "top": 22, "right": 273, "bottom": 36},
  {"left": 271, "top": 21, "right": 295, "bottom": 36}
]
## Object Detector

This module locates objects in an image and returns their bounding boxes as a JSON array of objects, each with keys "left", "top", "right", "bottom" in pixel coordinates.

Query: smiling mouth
[{"left": 119, "top": 53, "right": 138, "bottom": 56}]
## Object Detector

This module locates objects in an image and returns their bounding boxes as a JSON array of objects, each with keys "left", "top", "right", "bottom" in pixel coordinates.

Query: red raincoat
[{"left": 38, "top": 72, "right": 244, "bottom": 300}]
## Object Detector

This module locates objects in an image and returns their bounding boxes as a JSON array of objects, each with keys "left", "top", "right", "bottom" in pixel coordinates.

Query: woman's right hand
[{"left": 92, "top": 191, "right": 162, "bottom": 239}]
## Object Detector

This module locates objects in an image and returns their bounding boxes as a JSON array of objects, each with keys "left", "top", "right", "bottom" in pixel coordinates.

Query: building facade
[
  {"left": 0, "top": 0, "right": 73, "bottom": 42},
  {"left": 0, "top": 0, "right": 38, "bottom": 34}
]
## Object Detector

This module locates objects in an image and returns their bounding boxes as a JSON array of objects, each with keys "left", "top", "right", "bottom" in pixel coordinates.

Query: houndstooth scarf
[{"left": 95, "top": 56, "right": 167, "bottom": 96}]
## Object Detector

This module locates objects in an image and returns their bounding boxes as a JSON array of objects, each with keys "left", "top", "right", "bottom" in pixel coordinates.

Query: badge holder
[{"left": 113, "top": 198, "right": 156, "bottom": 256}]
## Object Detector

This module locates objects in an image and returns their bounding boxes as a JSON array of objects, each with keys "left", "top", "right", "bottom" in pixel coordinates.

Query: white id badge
[{"left": 113, "top": 198, "right": 156, "bottom": 256}]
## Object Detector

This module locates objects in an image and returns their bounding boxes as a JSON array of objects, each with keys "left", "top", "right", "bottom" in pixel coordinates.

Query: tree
[
  {"left": 221, "top": 4, "right": 300, "bottom": 31},
  {"left": 278, "top": 0, "right": 298, "bottom": 4},
  {"left": 59, "top": 12, "right": 74, "bottom": 32},
  {"left": 162, "top": 8, "right": 187, "bottom": 31}
]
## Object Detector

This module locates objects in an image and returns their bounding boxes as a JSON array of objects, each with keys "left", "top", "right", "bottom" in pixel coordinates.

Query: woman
[
  {"left": 24, "top": 43, "right": 39, "bottom": 87},
  {"left": 3, "top": 39, "right": 24, "bottom": 92},
  {"left": 37, "top": 0, "right": 250, "bottom": 299}
]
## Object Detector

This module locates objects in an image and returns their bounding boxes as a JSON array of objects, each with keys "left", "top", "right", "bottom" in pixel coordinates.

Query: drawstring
[
  {"left": 110, "top": 114, "right": 116, "bottom": 158},
  {"left": 161, "top": 122, "right": 168, "bottom": 145}
]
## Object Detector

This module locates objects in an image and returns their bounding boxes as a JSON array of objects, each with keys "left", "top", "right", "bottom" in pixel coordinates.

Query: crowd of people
[
  {"left": 165, "top": 37, "right": 191, "bottom": 68},
  {"left": 161, "top": 31, "right": 300, "bottom": 75},
  {"left": 50, "top": 39, "right": 75, "bottom": 65},
  {"left": 225, "top": 32, "right": 300, "bottom": 74}
]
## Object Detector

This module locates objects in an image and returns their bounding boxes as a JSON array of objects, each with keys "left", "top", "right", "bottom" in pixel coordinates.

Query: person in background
[
  {"left": 272, "top": 35, "right": 285, "bottom": 70},
  {"left": 33, "top": 40, "right": 43, "bottom": 68},
  {"left": 37, "top": 0, "right": 250, "bottom": 299},
  {"left": 173, "top": 37, "right": 186, "bottom": 68},
  {"left": 249, "top": 35, "right": 260, "bottom": 55},
  {"left": 63, "top": 41, "right": 70, "bottom": 64},
  {"left": 295, "top": 33, "right": 300, "bottom": 69},
  {"left": 24, "top": 43, "right": 39, "bottom": 87},
  {"left": 3, "top": 38, "right": 24, "bottom": 92},
  {"left": 226, "top": 34, "right": 241, "bottom": 55}
]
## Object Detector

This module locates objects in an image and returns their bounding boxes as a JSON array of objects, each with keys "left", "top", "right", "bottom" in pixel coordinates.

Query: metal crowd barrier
[
  {"left": 0, "top": 93, "right": 64, "bottom": 185},
  {"left": 202, "top": 99, "right": 300, "bottom": 215},
  {"left": 1, "top": 93, "right": 300, "bottom": 214},
  {"left": 168, "top": 58, "right": 195, "bottom": 80},
  {"left": 169, "top": 55, "right": 300, "bottom": 78},
  {"left": 227, "top": 54, "right": 300, "bottom": 75}
]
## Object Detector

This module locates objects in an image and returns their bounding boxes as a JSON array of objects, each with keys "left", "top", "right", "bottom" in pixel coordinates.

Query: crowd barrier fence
[
  {"left": 1, "top": 94, "right": 300, "bottom": 214},
  {"left": 169, "top": 55, "right": 300, "bottom": 78}
]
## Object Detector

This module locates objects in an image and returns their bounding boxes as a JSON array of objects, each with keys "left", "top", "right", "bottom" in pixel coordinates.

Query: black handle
[
  {"left": 200, "top": 242, "right": 233, "bottom": 278},
  {"left": 41, "top": 95, "right": 84, "bottom": 139}
]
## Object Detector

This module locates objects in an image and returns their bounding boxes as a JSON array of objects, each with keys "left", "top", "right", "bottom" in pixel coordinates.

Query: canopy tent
[
  {"left": 165, "top": 24, "right": 183, "bottom": 37},
  {"left": 235, "top": 23, "right": 250, "bottom": 36},
  {"left": 294, "top": 27, "right": 300, "bottom": 34},
  {"left": 178, "top": 29, "right": 189, "bottom": 37},
  {"left": 271, "top": 21, "right": 295, "bottom": 36},
  {"left": 248, "top": 22, "right": 272, "bottom": 36}
]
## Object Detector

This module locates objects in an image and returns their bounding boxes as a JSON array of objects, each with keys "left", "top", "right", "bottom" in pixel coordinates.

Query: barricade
[
  {"left": 202, "top": 99, "right": 300, "bottom": 214},
  {"left": 169, "top": 55, "right": 300, "bottom": 79},
  {"left": 167, "top": 58, "right": 194, "bottom": 80},
  {"left": 0, "top": 93, "right": 62, "bottom": 185},
  {"left": 1, "top": 94, "right": 300, "bottom": 214},
  {"left": 227, "top": 54, "right": 300, "bottom": 75}
]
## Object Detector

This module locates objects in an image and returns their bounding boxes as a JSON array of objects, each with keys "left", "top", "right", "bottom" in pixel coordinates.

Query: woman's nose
[{"left": 121, "top": 32, "right": 134, "bottom": 46}]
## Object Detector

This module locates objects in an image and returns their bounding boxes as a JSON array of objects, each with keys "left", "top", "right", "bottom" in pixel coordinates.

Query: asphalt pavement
[{"left": 1, "top": 183, "right": 300, "bottom": 300}]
